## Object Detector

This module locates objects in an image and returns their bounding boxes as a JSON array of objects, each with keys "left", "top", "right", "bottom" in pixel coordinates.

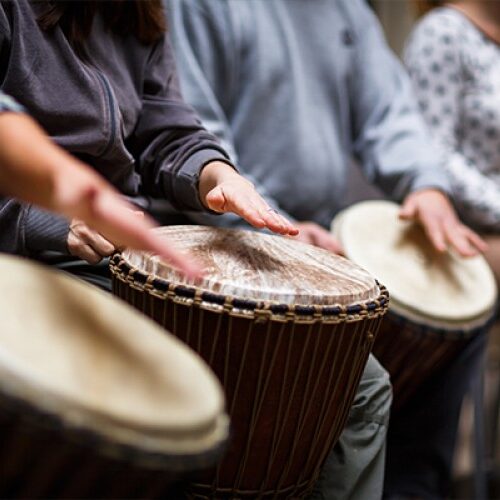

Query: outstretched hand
[
  {"left": 199, "top": 161, "right": 299, "bottom": 236},
  {"left": 399, "top": 189, "right": 487, "bottom": 257},
  {"left": 55, "top": 172, "right": 202, "bottom": 278}
]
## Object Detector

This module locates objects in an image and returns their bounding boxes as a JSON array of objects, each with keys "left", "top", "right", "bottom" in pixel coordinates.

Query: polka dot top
[{"left": 404, "top": 7, "right": 500, "bottom": 232}]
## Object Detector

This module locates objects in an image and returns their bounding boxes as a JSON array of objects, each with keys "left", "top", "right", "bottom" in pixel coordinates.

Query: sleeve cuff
[
  {"left": 24, "top": 206, "right": 70, "bottom": 255},
  {"left": 409, "top": 170, "right": 452, "bottom": 197},
  {"left": 172, "top": 149, "right": 237, "bottom": 212},
  {"left": 0, "top": 93, "right": 25, "bottom": 114}
]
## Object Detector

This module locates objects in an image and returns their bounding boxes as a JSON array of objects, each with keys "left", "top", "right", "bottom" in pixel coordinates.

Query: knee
[{"left": 349, "top": 354, "right": 392, "bottom": 425}]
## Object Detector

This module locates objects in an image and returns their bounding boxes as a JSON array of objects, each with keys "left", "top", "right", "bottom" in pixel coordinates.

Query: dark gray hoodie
[{"left": 0, "top": 0, "right": 232, "bottom": 256}]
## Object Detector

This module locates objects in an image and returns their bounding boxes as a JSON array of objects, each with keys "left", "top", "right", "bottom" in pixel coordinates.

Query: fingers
[
  {"left": 205, "top": 186, "right": 228, "bottom": 213},
  {"left": 87, "top": 230, "right": 115, "bottom": 256},
  {"left": 76, "top": 244, "right": 103, "bottom": 265},
  {"left": 311, "top": 230, "right": 345, "bottom": 255},
  {"left": 90, "top": 192, "right": 203, "bottom": 279},
  {"left": 206, "top": 185, "right": 267, "bottom": 228},
  {"left": 399, "top": 196, "right": 418, "bottom": 220},
  {"left": 464, "top": 227, "right": 488, "bottom": 253},
  {"left": 256, "top": 205, "right": 297, "bottom": 235},
  {"left": 67, "top": 219, "right": 116, "bottom": 264},
  {"left": 207, "top": 183, "right": 298, "bottom": 236},
  {"left": 419, "top": 214, "right": 448, "bottom": 253},
  {"left": 404, "top": 190, "right": 487, "bottom": 257},
  {"left": 442, "top": 221, "right": 487, "bottom": 258},
  {"left": 291, "top": 222, "right": 344, "bottom": 255}
]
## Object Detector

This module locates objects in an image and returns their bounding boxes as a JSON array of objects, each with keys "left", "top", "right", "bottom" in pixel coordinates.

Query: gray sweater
[
  {"left": 0, "top": 0, "right": 232, "bottom": 256},
  {"left": 167, "top": 0, "right": 451, "bottom": 229}
]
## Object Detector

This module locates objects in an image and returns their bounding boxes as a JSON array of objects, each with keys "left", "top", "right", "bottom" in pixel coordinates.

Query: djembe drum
[
  {"left": 110, "top": 226, "right": 389, "bottom": 499},
  {"left": 332, "top": 200, "right": 498, "bottom": 410},
  {"left": 0, "top": 254, "right": 228, "bottom": 498}
]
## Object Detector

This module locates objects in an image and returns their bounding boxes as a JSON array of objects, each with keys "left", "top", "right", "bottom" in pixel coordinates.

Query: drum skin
[
  {"left": 332, "top": 200, "right": 498, "bottom": 411},
  {"left": 111, "top": 226, "right": 389, "bottom": 499},
  {"left": 0, "top": 255, "right": 228, "bottom": 499}
]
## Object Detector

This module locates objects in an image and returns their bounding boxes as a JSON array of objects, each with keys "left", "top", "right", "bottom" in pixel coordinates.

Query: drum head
[
  {"left": 332, "top": 201, "right": 498, "bottom": 324},
  {"left": 122, "top": 226, "right": 379, "bottom": 306},
  {"left": 0, "top": 255, "right": 227, "bottom": 460}
]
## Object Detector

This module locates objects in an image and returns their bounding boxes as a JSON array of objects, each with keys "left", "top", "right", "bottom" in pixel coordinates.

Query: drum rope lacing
[{"left": 110, "top": 254, "right": 389, "bottom": 325}]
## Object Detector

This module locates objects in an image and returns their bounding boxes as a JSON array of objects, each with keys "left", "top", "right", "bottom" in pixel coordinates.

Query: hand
[
  {"left": 199, "top": 161, "right": 299, "bottom": 236},
  {"left": 67, "top": 219, "right": 116, "bottom": 265},
  {"left": 57, "top": 180, "right": 202, "bottom": 278},
  {"left": 290, "top": 221, "right": 344, "bottom": 254},
  {"left": 399, "top": 189, "right": 487, "bottom": 257},
  {"left": 0, "top": 112, "right": 202, "bottom": 277}
]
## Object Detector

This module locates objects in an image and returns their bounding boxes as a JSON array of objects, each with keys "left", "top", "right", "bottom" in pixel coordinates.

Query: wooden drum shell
[
  {"left": 111, "top": 255, "right": 388, "bottom": 499},
  {"left": 0, "top": 386, "right": 198, "bottom": 498},
  {"left": 373, "top": 309, "right": 494, "bottom": 411}
]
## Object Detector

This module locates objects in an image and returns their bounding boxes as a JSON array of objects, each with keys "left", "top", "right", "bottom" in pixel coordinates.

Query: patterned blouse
[{"left": 405, "top": 7, "right": 500, "bottom": 232}]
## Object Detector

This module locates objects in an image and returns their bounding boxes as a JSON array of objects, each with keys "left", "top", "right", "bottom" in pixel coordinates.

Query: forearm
[{"left": 0, "top": 112, "right": 78, "bottom": 212}]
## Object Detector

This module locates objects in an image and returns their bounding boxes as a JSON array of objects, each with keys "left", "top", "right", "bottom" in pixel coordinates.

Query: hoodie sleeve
[{"left": 0, "top": 198, "right": 70, "bottom": 256}]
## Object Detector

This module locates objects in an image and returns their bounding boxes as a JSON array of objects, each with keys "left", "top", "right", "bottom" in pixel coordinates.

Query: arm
[
  {"left": 345, "top": 0, "right": 484, "bottom": 256},
  {"left": 347, "top": 0, "right": 451, "bottom": 199},
  {"left": 404, "top": 15, "right": 500, "bottom": 232},
  {"left": 165, "top": 0, "right": 343, "bottom": 251},
  {"left": 0, "top": 101, "right": 200, "bottom": 276},
  {"left": 130, "top": 32, "right": 295, "bottom": 235},
  {"left": 0, "top": 7, "right": 71, "bottom": 257},
  {"left": 166, "top": 0, "right": 296, "bottom": 225}
]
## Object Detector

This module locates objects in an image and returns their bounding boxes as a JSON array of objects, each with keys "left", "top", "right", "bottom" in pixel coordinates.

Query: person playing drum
[
  {"left": 167, "top": 0, "right": 486, "bottom": 498},
  {"left": 405, "top": 0, "right": 500, "bottom": 285},
  {"left": 0, "top": 1, "right": 297, "bottom": 290}
]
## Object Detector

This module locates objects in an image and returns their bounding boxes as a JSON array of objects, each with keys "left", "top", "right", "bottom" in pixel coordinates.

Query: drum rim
[
  {"left": 387, "top": 298, "right": 497, "bottom": 335},
  {"left": 0, "top": 254, "right": 229, "bottom": 460},
  {"left": 332, "top": 200, "right": 498, "bottom": 322},
  {"left": 0, "top": 385, "right": 229, "bottom": 470},
  {"left": 110, "top": 253, "right": 390, "bottom": 323}
]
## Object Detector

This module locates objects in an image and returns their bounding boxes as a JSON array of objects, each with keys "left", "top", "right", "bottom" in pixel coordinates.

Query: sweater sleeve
[
  {"left": 345, "top": 0, "right": 451, "bottom": 201},
  {"left": 0, "top": 198, "right": 69, "bottom": 256},
  {"left": 404, "top": 13, "right": 500, "bottom": 231}
]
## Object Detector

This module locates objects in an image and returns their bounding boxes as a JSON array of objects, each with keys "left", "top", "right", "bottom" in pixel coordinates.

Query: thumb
[
  {"left": 399, "top": 196, "right": 417, "bottom": 220},
  {"left": 205, "top": 186, "right": 227, "bottom": 213}
]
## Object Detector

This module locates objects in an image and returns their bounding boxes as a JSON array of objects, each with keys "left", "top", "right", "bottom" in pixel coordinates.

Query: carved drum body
[{"left": 111, "top": 226, "right": 388, "bottom": 498}]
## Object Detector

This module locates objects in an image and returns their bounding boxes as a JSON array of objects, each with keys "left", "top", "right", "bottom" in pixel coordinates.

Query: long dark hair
[{"left": 36, "top": 1, "right": 167, "bottom": 50}]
